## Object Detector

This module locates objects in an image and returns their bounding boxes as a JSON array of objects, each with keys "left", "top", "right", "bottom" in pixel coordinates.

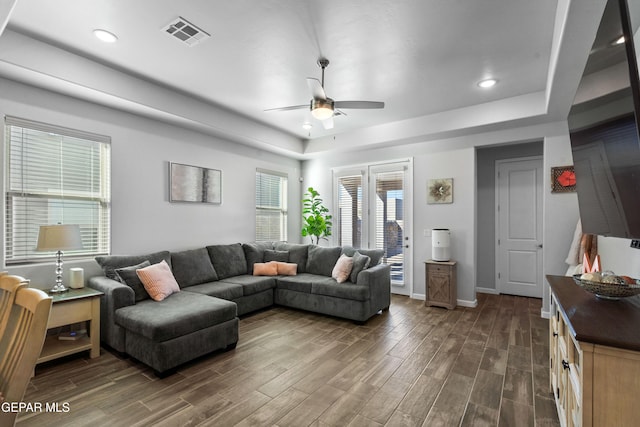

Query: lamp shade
[{"left": 36, "top": 224, "right": 83, "bottom": 252}]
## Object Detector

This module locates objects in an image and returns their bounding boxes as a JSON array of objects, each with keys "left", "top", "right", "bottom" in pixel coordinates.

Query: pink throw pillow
[
  {"left": 332, "top": 254, "right": 354, "bottom": 283},
  {"left": 253, "top": 262, "right": 278, "bottom": 276},
  {"left": 136, "top": 260, "right": 180, "bottom": 301},
  {"left": 275, "top": 262, "right": 297, "bottom": 276}
]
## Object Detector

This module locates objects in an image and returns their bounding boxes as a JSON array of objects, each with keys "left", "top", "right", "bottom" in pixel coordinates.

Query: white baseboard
[
  {"left": 476, "top": 287, "right": 499, "bottom": 295},
  {"left": 410, "top": 293, "right": 476, "bottom": 307},
  {"left": 457, "top": 299, "right": 478, "bottom": 308}
]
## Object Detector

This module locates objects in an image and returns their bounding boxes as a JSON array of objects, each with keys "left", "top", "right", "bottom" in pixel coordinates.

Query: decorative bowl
[{"left": 572, "top": 274, "right": 640, "bottom": 300}]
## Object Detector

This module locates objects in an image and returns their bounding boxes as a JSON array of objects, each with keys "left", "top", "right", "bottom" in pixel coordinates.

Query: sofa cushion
[
  {"left": 350, "top": 251, "right": 371, "bottom": 283},
  {"left": 171, "top": 247, "right": 219, "bottom": 288},
  {"left": 136, "top": 260, "right": 181, "bottom": 302},
  {"left": 264, "top": 249, "right": 289, "bottom": 262},
  {"left": 332, "top": 254, "right": 353, "bottom": 283},
  {"left": 275, "top": 262, "right": 297, "bottom": 276},
  {"left": 275, "top": 273, "right": 316, "bottom": 293},
  {"left": 207, "top": 243, "right": 247, "bottom": 279},
  {"left": 115, "top": 260, "right": 151, "bottom": 302},
  {"left": 96, "top": 251, "right": 171, "bottom": 281},
  {"left": 183, "top": 281, "right": 243, "bottom": 300},
  {"left": 253, "top": 262, "right": 278, "bottom": 276},
  {"left": 311, "top": 277, "right": 370, "bottom": 302},
  {"left": 274, "top": 242, "right": 308, "bottom": 273},
  {"left": 220, "top": 275, "right": 277, "bottom": 296},
  {"left": 306, "top": 246, "right": 342, "bottom": 276},
  {"left": 242, "top": 242, "right": 274, "bottom": 274},
  {"left": 341, "top": 247, "right": 384, "bottom": 267},
  {"left": 114, "top": 291, "right": 237, "bottom": 342}
]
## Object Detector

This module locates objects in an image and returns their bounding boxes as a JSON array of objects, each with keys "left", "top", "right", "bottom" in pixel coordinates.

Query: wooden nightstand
[
  {"left": 37, "top": 287, "right": 103, "bottom": 365},
  {"left": 425, "top": 260, "right": 457, "bottom": 309}
]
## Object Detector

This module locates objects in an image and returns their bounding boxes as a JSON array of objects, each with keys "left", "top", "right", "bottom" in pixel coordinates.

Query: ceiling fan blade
[
  {"left": 264, "top": 104, "right": 308, "bottom": 112},
  {"left": 321, "top": 116, "right": 334, "bottom": 130},
  {"left": 334, "top": 101, "right": 384, "bottom": 109},
  {"left": 307, "top": 78, "right": 327, "bottom": 100}
]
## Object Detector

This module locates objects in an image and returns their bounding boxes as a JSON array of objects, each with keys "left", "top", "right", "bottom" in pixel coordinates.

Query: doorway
[
  {"left": 334, "top": 160, "right": 413, "bottom": 296},
  {"left": 495, "top": 156, "right": 543, "bottom": 297}
]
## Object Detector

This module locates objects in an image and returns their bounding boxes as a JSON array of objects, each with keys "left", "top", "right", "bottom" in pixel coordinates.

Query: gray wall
[
  {"left": 0, "top": 78, "right": 303, "bottom": 289},
  {"left": 475, "top": 141, "right": 544, "bottom": 291}
]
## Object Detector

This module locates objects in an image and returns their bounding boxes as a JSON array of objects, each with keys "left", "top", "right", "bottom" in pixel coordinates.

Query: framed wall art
[
  {"left": 170, "top": 162, "right": 222, "bottom": 204},
  {"left": 551, "top": 165, "right": 576, "bottom": 193},
  {"left": 427, "top": 178, "right": 453, "bottom": 204}
]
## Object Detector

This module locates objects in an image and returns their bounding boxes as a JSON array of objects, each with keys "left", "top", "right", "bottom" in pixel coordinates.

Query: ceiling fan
[{"left": 265, "top": 58, "right": 385, "bottom": 129}]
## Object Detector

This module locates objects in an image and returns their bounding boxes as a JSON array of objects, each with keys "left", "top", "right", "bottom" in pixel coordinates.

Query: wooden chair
[
  {"left": 0, "top": 273, "right": 28, "bottom": 340},
  {"left": 0, "top": 284, "right": 52, "bottom": 427}
]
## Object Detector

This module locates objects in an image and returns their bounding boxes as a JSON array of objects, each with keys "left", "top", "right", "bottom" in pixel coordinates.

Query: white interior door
[
  {"left": 496, "top": 157, "right": 543, "bottom": 298},
  {"left": 370, "top": 162, "right": 412, "bottom": 296}
]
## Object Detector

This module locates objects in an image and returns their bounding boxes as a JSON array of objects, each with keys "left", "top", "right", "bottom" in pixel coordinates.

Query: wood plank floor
[{"left": 17, "top": 293, "right": 560, "bottom": 426}]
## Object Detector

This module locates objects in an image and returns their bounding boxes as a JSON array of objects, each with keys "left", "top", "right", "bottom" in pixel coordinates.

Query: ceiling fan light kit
[
  {"left": 265, "top": 57, "right": 385, "bottom": 129},
  {"left": 311, "top": 98, "right": 334, "bottom": 120}
]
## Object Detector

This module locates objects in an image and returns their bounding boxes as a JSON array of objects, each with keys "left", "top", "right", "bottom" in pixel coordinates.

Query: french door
[{"left": 334, "top": 160, "right": 412, "bottom": 295}]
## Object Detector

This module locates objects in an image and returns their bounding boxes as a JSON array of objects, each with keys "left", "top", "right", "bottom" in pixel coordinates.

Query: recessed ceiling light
[
  {"left": 478, "top": 78, "right": 498, "bottom": 88},
  {"left": 93, "top": 29, "right": 118, "bottom": 43},
  {"left": 302, "top": 122, "right": 313, "bottom": 130}
]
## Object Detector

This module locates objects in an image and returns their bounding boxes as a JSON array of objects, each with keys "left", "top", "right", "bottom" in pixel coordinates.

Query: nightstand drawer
[{"left": 47, "top": 298, "right": 93, "bottom": 328}]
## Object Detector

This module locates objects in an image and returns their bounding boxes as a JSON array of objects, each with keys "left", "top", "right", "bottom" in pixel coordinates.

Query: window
[
  {"left": 336, "top": 174, "right": 363, "bottom": 247},
  {"left": 255, "top": 169, "right": 287, "bottom": 241},
  {"left": 4, "top": 117, "right": 111, "bottom": 264}
]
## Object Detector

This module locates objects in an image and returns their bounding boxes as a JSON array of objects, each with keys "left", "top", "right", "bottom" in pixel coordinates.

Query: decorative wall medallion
[{"left": 428, "top": 178, "right": 453, "bottom": 204}]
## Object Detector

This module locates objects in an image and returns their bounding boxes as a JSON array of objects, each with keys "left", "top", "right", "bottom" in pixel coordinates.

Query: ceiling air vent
[{"left": 163, "top": 17, "right": 210, "bottom": 46}]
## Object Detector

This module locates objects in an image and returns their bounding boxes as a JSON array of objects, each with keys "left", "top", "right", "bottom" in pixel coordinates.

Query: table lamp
[{"left": 36, "top": 224, "right": 83, "bottom": 293}]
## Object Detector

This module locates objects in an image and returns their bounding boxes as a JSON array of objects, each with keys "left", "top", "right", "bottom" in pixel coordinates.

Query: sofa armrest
[
  {"left": 88, "top": 276, "right": 135, "bottom": 353},
  {"left": 356, "top": 263, "right": 391, "bottom": 311}
]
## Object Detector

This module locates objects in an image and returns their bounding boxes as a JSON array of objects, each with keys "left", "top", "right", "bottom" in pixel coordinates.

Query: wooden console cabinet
[
  {"left": 425, "top": 260, "right": 456, "bottom": 309},
  {"left": 548, "top": 275, "right": 640, "bottom": 427}
]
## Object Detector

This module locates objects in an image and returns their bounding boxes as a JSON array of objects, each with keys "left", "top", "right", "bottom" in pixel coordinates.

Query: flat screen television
[{"left": 568, "top": 0, "right": 640, "bottom": 239}]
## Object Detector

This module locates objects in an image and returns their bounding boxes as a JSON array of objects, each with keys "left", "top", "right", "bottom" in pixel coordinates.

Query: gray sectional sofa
[{"left": 88, "top": 242, "right": 391, "bottom": 375}]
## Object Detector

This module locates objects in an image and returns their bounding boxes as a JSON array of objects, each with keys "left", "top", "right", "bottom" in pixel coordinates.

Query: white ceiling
[{"left": 0, "top": 0, "right": 607, "bottom": 157}]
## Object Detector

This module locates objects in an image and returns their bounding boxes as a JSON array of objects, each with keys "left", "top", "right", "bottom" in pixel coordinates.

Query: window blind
[
  {"left": 337, "top": 174, "right": 363, "bottom": 247},
  {"left": 5, "top": 117, "right": 111, "bottom": 264},
  {"left": 255, "top": 169, "right": 287, "bottom": 241},
  {"left": 374, "top": 170, "right": 404, "bottom": 280}
]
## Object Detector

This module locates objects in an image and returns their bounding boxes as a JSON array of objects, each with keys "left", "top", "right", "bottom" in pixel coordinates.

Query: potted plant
[{"left": 301, "top": 187, "right": 332, "bottom": 244}]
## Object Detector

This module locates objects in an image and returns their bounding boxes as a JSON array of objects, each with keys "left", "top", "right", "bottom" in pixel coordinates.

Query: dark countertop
[{"left": 547, "top": 275, "right": 640, "bottom": 352}]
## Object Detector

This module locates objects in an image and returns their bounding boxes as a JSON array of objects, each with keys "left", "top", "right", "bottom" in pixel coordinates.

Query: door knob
[{"left": 537, "top": 244, "right": 543, "bottom": 249}]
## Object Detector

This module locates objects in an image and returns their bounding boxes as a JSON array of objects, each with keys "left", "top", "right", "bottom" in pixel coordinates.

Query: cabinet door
[
  {"left": 550, "top": 314, "right": 559, "bottom": 398},
  {"left": 557, "top": 357, "right": 569, "bottom": 427},
  {"left": 567, "top": 373, "right": 581, "bottom": 427},
  {"left": 429, "top": 272, "right": 450, "bottom": 302}
]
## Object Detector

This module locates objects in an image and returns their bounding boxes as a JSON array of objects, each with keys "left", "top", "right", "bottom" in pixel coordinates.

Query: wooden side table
[
  {"left": 37, "top": 287, "right": 103, "bottom": 365},
  {"left": 425, "top": 260, "right": 457, "bottom": 309}
]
